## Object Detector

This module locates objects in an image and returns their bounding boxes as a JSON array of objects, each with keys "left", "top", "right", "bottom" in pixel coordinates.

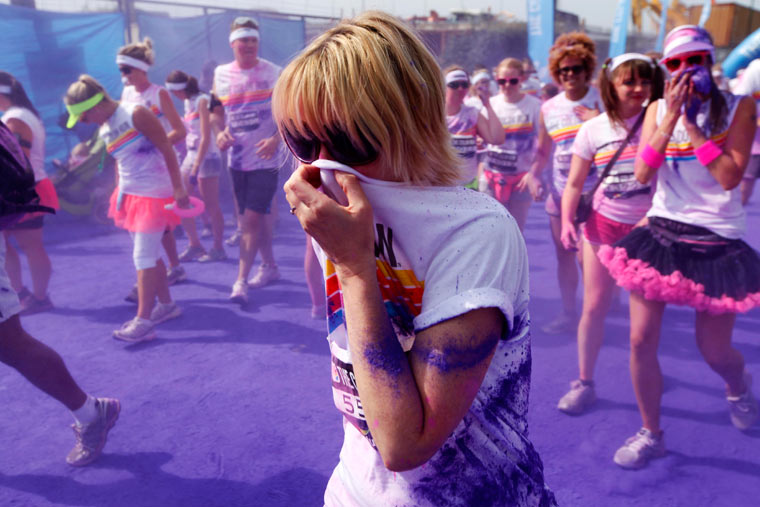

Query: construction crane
[{"left": 631, "top": 0, "right": 692, "bottom": 33}]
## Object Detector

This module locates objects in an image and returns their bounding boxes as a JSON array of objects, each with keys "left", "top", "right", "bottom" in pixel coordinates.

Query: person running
[
  {"left": 212, "top": 17, "right": 287, "bottom": 305},
  {"left": 443, "top": 65, "right": 504, "bottom": 189},
  {"left": 117, "top": 38, "right": 188, "bottom": 292},
  {"left": 732, "top": 57, "right": 760, "bottom": 204},
  {"left": 65, "top": 75, "right": 189, "bottom": 342},
  {"left": 165, "top": 70, "right": 226, "bottom": 262},
  {"left": 484, "top": 58, "right": 544, "bottom": 231},
  {"left": 600, "top": 25, "right": 760, "bottom": 469},
  {"left": 277, "top": 11, "right": 556, "bottom": 506},
  {"left": 0, "top": 72, "right": 59, "bottom": 314},
  {"left": 0, "top": 120, "right": 120, "bottom": 466},
  {"left": 557, "top": 53, "right": 663, "bottom": 414},
  {"left": 532, "top": 32, "right": 602, "bottom": 334}
]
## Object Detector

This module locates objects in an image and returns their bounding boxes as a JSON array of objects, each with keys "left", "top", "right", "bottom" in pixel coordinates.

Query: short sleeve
[
  {"left": 413, "top": 203, "right": 529, "bottom": 341},
  {"left": 571, "top": 120, "right": 594, "bottom": 161}
]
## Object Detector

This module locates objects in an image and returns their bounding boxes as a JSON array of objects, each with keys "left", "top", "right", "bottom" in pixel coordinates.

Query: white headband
[
  {"left": 229, "top": 28, "right": 259, "bottom": 44},
  {"left": 165, "top": 82, "right": 187, "bottom": 91},
  {"left": 445, "top": 70, "right": 469, "bottom": 85},
  {"left": 471, "top": 71, "right": 490, "bottom": 84},
  {"left": 609, "top": 53, "right": 654, "bottom": 74},
  {"left": 116, "top": 54, "right": 151, "bottom": 72},
  {"left": 0, "top": 85, "right": 10, "bottom": 94}
]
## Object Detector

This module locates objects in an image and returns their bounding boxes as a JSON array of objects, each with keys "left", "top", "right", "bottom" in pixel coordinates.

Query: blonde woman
[
  {"left": 64, "top": 75, "right": 188, "bottom": 341},
  {"left": 277, "top": 11, "right": 556, "bottom": 506},
  {"left": 117, "top": 38, "right": 188, "bottom": 291}
]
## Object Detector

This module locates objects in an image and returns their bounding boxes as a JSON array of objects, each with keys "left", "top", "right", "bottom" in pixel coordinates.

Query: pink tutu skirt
[
  {"left": 17, "top": 178, "right": 59, "bottom": 223},
  {"left": 107, "top": 187, "right": 180, "bottom": 233}
]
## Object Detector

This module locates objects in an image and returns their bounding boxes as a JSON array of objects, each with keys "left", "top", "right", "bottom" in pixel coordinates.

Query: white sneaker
[
  {"left": 557, "top": 379, "right": 596, "bottom": 415},
  {"left": 728, "top": 371, "right": 759, "bottom": 431},
  {"left": 248, "top": 264, "right": 280, "bottom": 288},
  {"left": 166, "top": 265, "right": 187, "bottom": 285},
  {"left": 229, "top": 280, "right": 248, "bottom": 305},
  {"left": 113, "top": 317, "right": 156, "bottom": 342},
  {"left": 150, "top": 301, "right": 182, "bottom": 324},
  {"left": 613, "top": 428, "right": 666, "bottom": 469}
]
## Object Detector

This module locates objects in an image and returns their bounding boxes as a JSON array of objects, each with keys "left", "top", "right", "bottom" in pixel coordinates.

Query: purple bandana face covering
[{"left": 676, "top": 66, "right": 713, "bottom": 121}]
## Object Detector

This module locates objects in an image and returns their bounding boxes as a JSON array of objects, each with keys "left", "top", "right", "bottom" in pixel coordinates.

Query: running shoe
[
  {"left": 198, "top": 248, "right": 227, "bottom": 263},
  {"left": 728, "top": 371, "right": 759, "bottom": 430},
  {"left": 613, "top": 428, "right": 666, "bottom": 469},
  {"left": 150, "top": 301, "right": 182, "bottom": 324},
  {"left": 124, "top": 284, "right": 138, "bottom": 304},
  {"left": 225, "top": 229, "right": 242, "bottom": 246},
  {"left": 113, "top": 317, "right": 156, "bottom": 342},
  {"left": 20, "top": 295, "right": 53, "bottom": 316},
  {"left": 229, "top": 279, "right": 248, "bottom": 305},
  {"left": 540, "top": 313, "right": 577, "bottom": 335},
  {"left": 178, "top": 245, "right": 206, "bottom": 262},
  {"left": 557, "top": 379, "right": 596, "bottom": 414},
  {"left": 166, "top": 265, "right": 187, "bottom": 285},
  {"left": 248, "top": 264, "right": 280, "bottom": 288},
  {"left": 200, "top": 226, "right": 213, "bottom": 239},
  {"left": 66, "top": 397, "right": 121, "bottom": 467}
]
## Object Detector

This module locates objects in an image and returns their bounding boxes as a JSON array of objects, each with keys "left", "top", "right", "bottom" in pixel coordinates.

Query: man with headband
[{"left": 212, "top": 16, "right": 286, "bottom": 305}]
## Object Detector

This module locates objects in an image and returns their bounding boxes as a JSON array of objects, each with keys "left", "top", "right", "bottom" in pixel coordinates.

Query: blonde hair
[
  {"left": 64, "top": 74, "right": 111, "bottom": 105},
  {"left": 272, "top": 11, "right": 461, "bottom": 186},
  {"left": 496, "top": 58, "right": 524, "bottom": 76},
  {"left": 117, "top": 37, "right": 155, "bottom": 66}
]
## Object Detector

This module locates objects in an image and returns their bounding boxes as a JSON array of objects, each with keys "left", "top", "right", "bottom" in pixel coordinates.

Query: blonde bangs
[{"left": 272, "top": 11, "right": 462, "bottom": 186}]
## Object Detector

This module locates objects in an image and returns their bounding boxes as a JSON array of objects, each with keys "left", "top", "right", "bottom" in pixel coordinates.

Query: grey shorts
[
  {"left": 0, "top": 241, "right": 22, "bottom": 324},
  {"left": 181, "top": 151, "right": 222, "bottom": 179},
  {"left": 743, "top": 154, "right": 760, "bottom": 180},
  {"left": 231, "top": 168, "right": 280, "bottom": 215}
]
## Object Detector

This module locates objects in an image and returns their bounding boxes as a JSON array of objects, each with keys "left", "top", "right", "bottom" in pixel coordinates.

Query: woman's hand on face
[
  {"left": 560, "top": 220, "right": 579, "bottom": 251},
  {"left": 284, "top": 165, "right": 376, "bottom": 280},
  {"left": 664, "top": 71, "right": 691, "bottom": 118}
]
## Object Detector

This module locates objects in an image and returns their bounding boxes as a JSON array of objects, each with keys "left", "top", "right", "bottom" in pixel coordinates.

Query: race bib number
[
  {"left": 228, "top": 109, "right": 259, "bottom": 133},
  {"left": 451, "top": 135, "right": 477, "bottom": 159},
  {"left": 487, "top": 148, "right": 519, "bottom": 173},
  {"left": 331, "top": 354, "right": 376, "bottom": 449}
]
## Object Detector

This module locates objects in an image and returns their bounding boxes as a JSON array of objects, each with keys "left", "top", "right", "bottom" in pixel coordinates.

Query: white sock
[{"left": 72, "top": 395, "right": 99, "bottom": 426}]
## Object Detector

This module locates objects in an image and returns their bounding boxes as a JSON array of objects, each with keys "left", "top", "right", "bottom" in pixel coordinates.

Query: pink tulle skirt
[
  {"left": 599, "top": 216, "right": 760, "bottom": 314},
  {"left": 107, "top": 188, "right": 180, "bottom": 233},
  {"left": 17, "top": 178, "right": 59, "bottom": 222}
]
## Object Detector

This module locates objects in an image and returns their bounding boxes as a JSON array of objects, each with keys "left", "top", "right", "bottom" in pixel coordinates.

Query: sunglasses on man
[
  {"left": 496, "top": 78, "right": 520, "bottom": 86},
  {"left": 559, "top": 65, "right": 584, "bottom": 77},
  {"left": 281, "top": 124, "right": 379, "bottom": 167}
]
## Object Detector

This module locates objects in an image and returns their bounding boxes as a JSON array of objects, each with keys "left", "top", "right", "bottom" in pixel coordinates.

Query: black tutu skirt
[{"left": 598, "top": 216, "right": 760, "bottom": 314}]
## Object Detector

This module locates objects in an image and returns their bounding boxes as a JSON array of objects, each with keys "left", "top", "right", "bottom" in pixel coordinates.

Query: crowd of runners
[{"left": 0, "top": 10, "right": 759, "bottom": 506}]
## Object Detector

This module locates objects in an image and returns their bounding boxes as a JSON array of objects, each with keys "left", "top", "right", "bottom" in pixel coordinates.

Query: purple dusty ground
[{"left": 0, "top": 190, "right": 759, "bottom": 507}]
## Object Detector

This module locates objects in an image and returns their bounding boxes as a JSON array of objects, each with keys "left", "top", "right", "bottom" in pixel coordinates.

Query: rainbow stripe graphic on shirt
[
  {"left": 184, "top": 111, "right": 199, "bottom": 122},
  {"left": 106, "top": 128, "right": 141, "bottom": 155},
  {"left": 548, "top": 123, "right": 581, "bottom": 146},
  {"left": 593, "top": 144, "right": 639, "bottom": 168},
  {"left": 451, "top": 126, "right": 477, "bottom": 136},
  {"left": 218, "top": 89, "right": 273, "bottom": 108},
  {"left": 503, "top": 122, "right": 534, "bottom": 136},
  {"left": 148, "top": 104, "right": 164, "bottom": 119},
  {"left": 665, "top": 131, "right": 728, "bottom": 162}
]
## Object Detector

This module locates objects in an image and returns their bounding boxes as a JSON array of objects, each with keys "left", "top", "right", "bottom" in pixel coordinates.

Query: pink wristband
[
  {"left": 694, "top": 140, "right": 722, "bottom": 166},
  {"left": 640, "top": 143, "right": 665, "bottom": 169}
]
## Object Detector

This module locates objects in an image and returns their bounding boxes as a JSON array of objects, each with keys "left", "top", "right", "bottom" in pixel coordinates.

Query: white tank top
[
  {"left": 99, "top": 103, "right": 173, "bottom": 198},
  {"left": 649, "top": 91, "right": 744, "bottom": 238},
  {"left": 183, "top": 93, "right": 220, "bottom": 158},
  {"left": 1, "top": 106, "right": 46, "bottom": 181},
  {"left": 121, "top": 83, "right": 172, "bottom": 134}
]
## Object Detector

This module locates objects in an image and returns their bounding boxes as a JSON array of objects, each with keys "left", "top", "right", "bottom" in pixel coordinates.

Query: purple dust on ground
[{"left": 0, "top": 194, "right": 758, "bottom": 506}]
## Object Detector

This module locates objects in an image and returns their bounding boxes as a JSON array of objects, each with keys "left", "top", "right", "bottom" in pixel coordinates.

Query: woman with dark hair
[
  {"left": 166, "top": 70, "right": 226, "bottom": 262},
  {"left": 601, "top": 25, "right": 759, "bottom": 468},
  {"left": 557, "top": 54, "right": 664, "bottom": 415},
  {"left": 0, "top": 71, "right": 59, "bottom": 315}
]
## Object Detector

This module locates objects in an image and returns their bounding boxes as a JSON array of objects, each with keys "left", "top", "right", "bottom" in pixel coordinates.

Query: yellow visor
[{"left": 65, "top": 92, "right": 104, "bottom": 128}]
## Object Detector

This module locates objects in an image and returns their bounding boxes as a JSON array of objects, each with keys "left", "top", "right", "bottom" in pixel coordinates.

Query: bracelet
[
  {"left": 640, "top": 143, "right": 665, "bottom": 169},
  {"left": 655, "top": 129, "right": 672, "bottom": 139},
  {"left": 694, "top": 140, "right": 722, "bottom": 166}
]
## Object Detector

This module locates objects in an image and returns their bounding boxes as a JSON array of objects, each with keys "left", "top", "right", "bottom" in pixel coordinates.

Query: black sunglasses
[
  {"left": 559, "top": 65, "right": 584, "bottom": 77},
  {"left": 282, "top": 124, "right": 379, "bottom": 166},
  {"left": 447, "top": 81, "right": 469, "bottom": 90},
  {"left": 496, "top": 78, "right": 520, "bottom": 86},
  {"left": 664, "top": 53, "right": 708, "bottom": 72},
  {"left": 118, "top": 66, "right": 132, "bottom": 75}
]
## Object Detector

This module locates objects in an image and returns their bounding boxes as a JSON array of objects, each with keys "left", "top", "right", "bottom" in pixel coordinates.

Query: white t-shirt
[
  {"left": 649, "top": 92, "right": 745, "bottom": 238},
  {"left": 1, "top": 107, "right": 46, "bottom": 181},
  {"left": 486, "top": 94, "right": 541, "bottom": 175},
  {"left": 213, "top": 59, "right": 286, "bottom": 171},
  {"left": 542, "top": 87, "right": 602, "bottom": 193},
  {"left": 733, "top": 58, "right": 760, "bottom": 155},
  {"left": 572, "top": 112, "right": 653, "bottom": 224},
  {"left": 314, "top": 163, "right": 555, "bottom": 507},
  {"left": 99, "top": 103, "right": 173, "bottom": 198},
  {"left": 446, "top": 104, "right": 480, "bottom": 183},
  {"left": 183, "top": 93, "right": 220, "bottom": 159},
  {"left": 121, "top": 83, "right": 172, "bottom": 134}
]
